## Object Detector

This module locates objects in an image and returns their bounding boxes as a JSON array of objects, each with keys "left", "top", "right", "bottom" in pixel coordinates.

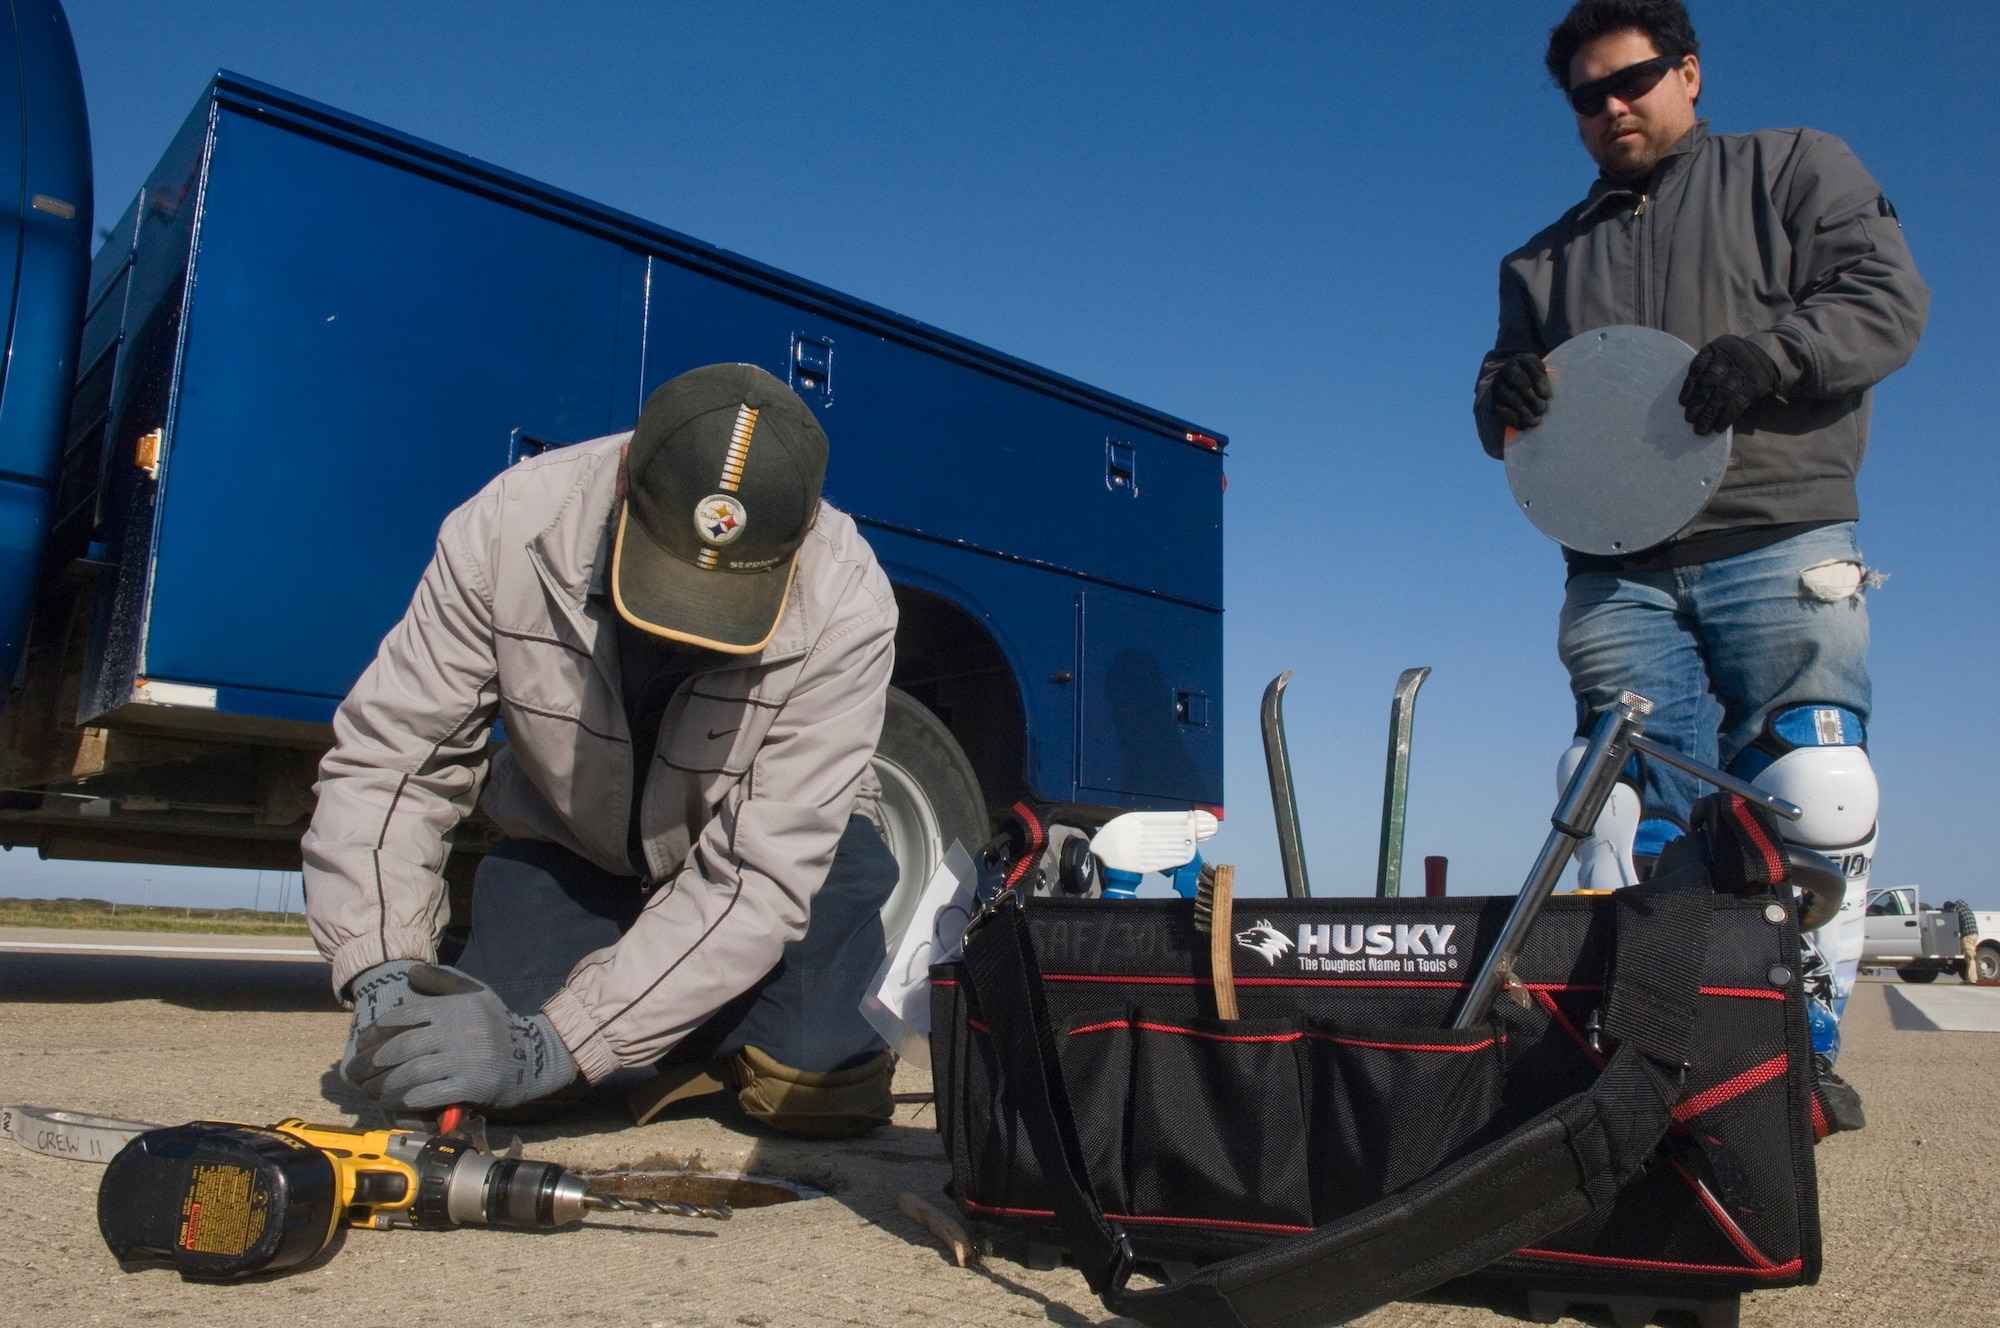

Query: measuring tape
[{"left": 2, "top": 1104, "right": 158, "bottom": 1163}]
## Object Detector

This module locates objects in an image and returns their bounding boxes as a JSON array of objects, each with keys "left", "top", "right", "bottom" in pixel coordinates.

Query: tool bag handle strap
[{"left": 959, "top": 877, "right": 1713, "bottom": 1328}]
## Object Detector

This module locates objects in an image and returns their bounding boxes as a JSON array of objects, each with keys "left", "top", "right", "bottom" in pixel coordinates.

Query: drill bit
[{"left": 582, "top": 1191, "right": 732, "bottom": 1221}]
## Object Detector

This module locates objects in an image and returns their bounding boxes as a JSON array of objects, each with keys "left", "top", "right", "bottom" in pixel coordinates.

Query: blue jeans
[
  {"left": 454, "top": 815, "right": 898, "bottom": 1073},
  {"left": 1557, "top": 523, "right": 1872, "bottom": 834}
]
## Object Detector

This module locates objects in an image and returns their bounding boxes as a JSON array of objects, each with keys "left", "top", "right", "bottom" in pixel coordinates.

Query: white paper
[{"left": 861, "top": 840, "right": 977, "bottom": 1071}]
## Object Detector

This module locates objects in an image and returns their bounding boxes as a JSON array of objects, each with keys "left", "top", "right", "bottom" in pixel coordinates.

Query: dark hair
[{"left": 1545, "top": 0, "right": 1700, "bottom": 89}]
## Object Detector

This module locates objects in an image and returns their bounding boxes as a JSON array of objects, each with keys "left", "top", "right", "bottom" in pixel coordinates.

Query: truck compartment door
[
  {"left": 130, "top": 110, "right": 646, "bottom": 711},
  {"left": 1073, "top": 589, "right": 1220, "bottom": 807}
]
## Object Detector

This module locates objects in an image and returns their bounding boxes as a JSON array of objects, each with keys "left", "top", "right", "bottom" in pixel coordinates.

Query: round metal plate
[{"left": 1504, "top": 325, "right": 1730, "bottom": 556}]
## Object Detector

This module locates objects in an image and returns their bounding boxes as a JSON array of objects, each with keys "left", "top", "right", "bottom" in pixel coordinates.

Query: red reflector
[
  {"left": 1200, "top": 805, "right": 1224, "bottom": 821},
  {"left": 1186, "top": 431, "right": 1222, "bottom": 450}
]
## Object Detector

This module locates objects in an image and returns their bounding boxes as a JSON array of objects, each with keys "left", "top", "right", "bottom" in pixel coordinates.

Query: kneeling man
[{"left": 304, "top": 363, "right": 899, "bottom": 1133}]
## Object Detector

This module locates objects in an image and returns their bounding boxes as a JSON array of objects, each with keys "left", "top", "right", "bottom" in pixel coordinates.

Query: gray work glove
[
  {"left": 1680, "top": 334, "right": 1780, "bottom": 435},
  {"left": 1489, "top": 352, "right": 1553, "bottom": 431},
  {"left": 345, "top": 963, "right": 577, "bottom": 1111},
  {"left": 340, "top": 959, "right": 421, "bottom": 1091}
]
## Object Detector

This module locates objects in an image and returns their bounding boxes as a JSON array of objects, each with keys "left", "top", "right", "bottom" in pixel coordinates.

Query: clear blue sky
[{"left": 5, "top": 1, "right": 1993, "bottom": 909}]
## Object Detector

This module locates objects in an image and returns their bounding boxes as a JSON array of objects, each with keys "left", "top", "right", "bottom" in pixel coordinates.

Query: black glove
[
  {"left": 345, "top": 963, "right": 577, "bottom": 1111},
  {"left": 340, "top": 959, "right": 420, "bottom": 1090},
  {"left": 1679, "top": 334, "right": 1780, "bottom": 435},
  {"left": 1489, "top": 352, "right": 1552, "bottom": 431}
]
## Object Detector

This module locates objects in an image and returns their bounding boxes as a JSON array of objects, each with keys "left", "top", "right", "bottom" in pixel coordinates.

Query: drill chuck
[{"left": 411, "top": 1137, "right": 595, "bottom": 1228}]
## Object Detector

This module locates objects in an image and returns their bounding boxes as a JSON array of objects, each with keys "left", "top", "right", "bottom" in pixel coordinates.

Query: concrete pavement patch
[{"left": 1882, "top": 982, "right": 2000, "bottom": 1032}]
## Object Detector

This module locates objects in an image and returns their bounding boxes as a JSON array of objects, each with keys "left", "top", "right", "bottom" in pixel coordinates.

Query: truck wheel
[
  {"left": 1897, "top": 966, "right": 1940, "bottom": 984},
  {"left": 869, "top": 687, "right": 988, "bottom": 953},
  {"left": 1978, "top": 943, "right": 2000, "bottom": 985}
]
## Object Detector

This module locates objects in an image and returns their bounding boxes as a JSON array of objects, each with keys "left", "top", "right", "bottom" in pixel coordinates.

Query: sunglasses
[{"left": 1566, "top": 54, "right": 1682, "bottom": 117}]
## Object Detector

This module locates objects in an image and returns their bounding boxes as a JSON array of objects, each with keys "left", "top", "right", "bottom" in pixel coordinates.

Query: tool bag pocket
[
  {"left": 1023, "top": 1008, "right": 1509, "bottom": 1247},
  {"left": 1302, "top": 1020, "right": 1506, "bottom": 1222},
  {"left": 1065, "top": 1010, "right": 1315, "bottom": 1235}
]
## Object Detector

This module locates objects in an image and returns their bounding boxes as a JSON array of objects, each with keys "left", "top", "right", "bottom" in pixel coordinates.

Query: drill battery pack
[{"left": 98, "top": 1122, "right": 340, "bottom": 1280}]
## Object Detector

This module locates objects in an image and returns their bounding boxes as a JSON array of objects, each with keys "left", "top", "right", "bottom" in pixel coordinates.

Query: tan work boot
[{"left": 732, "top": 1045, "right": 894, "bottom": 1138}]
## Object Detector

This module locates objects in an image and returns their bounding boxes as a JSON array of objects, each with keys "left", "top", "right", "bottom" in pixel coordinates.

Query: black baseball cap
[{"left": 612, "top": 364, "right": 829, "bottom": 653}]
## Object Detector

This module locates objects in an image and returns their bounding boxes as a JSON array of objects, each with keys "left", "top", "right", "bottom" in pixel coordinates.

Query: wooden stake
[{"left": 898, "top": 1191, "right": 975, "bottom": 1267}]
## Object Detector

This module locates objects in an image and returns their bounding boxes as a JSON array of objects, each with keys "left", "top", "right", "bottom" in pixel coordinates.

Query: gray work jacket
[
  {"left": 302, "top": 435, "right": 897, "bottom": 1083},
  {"left": 1474, "top": 122, "right": 1928, "bottom": 541}
]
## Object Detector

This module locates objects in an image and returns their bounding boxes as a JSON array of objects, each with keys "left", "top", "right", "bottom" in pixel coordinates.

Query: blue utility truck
[{"left": 0, "top": 3, "right": 1226, "bottom": 923}]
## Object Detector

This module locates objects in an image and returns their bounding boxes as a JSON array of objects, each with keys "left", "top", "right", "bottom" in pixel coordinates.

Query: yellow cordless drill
[{"left": 97, "top": 1118, "right": 728, "bottom": 1281}]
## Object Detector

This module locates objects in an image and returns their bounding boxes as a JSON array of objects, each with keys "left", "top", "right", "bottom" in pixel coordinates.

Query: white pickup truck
[{"left": 1862, "top": 885, "right": 2000, "bottom": 984}]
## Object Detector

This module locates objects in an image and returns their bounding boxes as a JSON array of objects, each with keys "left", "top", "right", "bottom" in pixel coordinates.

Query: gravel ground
[{"left": 0, "top": 950, "right": 1992, "bottom": 1328}]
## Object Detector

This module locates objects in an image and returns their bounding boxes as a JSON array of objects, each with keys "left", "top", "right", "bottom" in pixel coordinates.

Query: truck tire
[
  {"left": 1978, "top": 943, "right": 2000, "bottom": 985},
  {"left": 869, "top": 687, "right": 988, "bottom": 953},
  {"left": 1897, "top": 966, "right": 1940, "bottom": 984}
]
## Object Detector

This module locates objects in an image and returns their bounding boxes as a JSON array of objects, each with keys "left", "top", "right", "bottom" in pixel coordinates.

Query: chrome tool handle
[
  {"left": 1452, "top": 692, "right": 1653, "bottom": 1029},
  {"left": 1627, "top": 734, "right": 1802, "bottom": 821},
  {"left": 1261, "top": 671, "right": 1311, "bottom": 899},
  {"left": 1375, "top": 666, "right": 1432, "bottom": 898}
]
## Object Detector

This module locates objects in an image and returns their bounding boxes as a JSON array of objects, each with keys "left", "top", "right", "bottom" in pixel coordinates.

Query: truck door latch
[
  {"left": 792, "top": 334, "right": 833, "bottom": 404},
  {"left": 1106, "top": 439, "right": 1136, "bottom": 494}
]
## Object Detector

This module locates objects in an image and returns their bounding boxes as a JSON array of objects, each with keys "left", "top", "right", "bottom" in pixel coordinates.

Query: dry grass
[{"left": 0, "top": 895, "right": 309, "bottom": 935}]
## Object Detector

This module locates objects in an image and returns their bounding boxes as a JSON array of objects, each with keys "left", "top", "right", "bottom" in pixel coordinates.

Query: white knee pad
[
  {"left": 1745, "top": 718, "right": 1878, "bottom": 1013},
  {"left": 1558, "top": 738, "right": 1640, "bottom": 890},
  {"left": 1749, "top": 744, "right": 1879, "bottom": 853}
]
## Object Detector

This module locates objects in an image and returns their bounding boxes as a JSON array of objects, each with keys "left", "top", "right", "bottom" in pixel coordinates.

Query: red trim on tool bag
[
  {"left": 1039, "top": 973, "right": 1619, "bottom": 993},
  {"left": 1515, "top": 1246, "right": 1803, "bottom": 1279},
  {"left": 1700, "top": 986, "right": 1785, "bottom": 1000},
  {"left": 969, "top": 1017, "right": 989, "bottom": 1033},
  {"left": 967, "top": 972, "right": 1776, "bottom": 1002},
  {"left": 1063, "top": 1017, "right": 1500, "bottom": 1053},
  {"left": 1730, "top": 793, "right": 1787, "bottom": 882},
  {"left": 1305, "top": 1031, "right": 1502, "bottom": 1053},
  {"left": 1083, "top": 1019, "right": 1302, "bottom": 1044},
  {"left": 1232, "top": 977, "right": 1466, "bottom": 990},
  {"left": 1002, "top": 801, "right": 1045, "bottom": 889},
  {"left": 1532, "top": 989, "right": 1606, "bottom": 1069},
  {"left": 957, "top": 974, "right": 1772, "bottom": 1002},
  {"left": 1041, "top": 973, "right": 1467, "bottom": 990},
  {"left": 1138, "top": 1019, "right": 1298, "bottom": 1043},
  {"left": 962, "top": 1199, "right": 1314, "bottom": 1237},
  {"left": 1672, "top": 1054, "right": 1789, "bottom": 1123},
  {"left": 1670, "top": 1160, "right": 1785, "bottom": 1272},
  {"left": 1810, "top": 1093, "right": 1829, "bottom": 1140},
  {"left": 933, "top": 978, "right": 956, "bottom": 987}
]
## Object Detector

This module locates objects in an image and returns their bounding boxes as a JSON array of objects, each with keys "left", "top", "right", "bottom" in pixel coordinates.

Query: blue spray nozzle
[
  {"left": 1100, "top": 867, "right": 1143, "bottom": 900},
  {"left": 1167, "top": 853, "right": 1204, "bottom": 900}
]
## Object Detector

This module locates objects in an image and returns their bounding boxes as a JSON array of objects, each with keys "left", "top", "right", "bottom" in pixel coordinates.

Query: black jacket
[{"left": 1474, "top": 123, "right": 1928, "bottom": 543}]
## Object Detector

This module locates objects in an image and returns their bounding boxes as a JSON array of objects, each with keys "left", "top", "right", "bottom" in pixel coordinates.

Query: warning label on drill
[{"left": 179, "top": 1164, "right": 264, "bottom": 1255}]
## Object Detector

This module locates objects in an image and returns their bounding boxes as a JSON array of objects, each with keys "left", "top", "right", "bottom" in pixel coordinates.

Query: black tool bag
[{"left": 930, "top": 849, "right": 1826, "bottom": 1326}]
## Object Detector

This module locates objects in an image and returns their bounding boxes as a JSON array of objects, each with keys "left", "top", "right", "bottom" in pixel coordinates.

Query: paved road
[
  {"left": 0, "top": 953, "right": 1993, "bottom": 1327},
  {"left": 1882, "top": 982, "right": 2000, "bottom": 1032},
  {"left": 0, "top": 926, "right": 322, "bottom": 962}
]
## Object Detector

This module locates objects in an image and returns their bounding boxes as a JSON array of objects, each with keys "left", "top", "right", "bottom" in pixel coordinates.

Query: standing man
[
  {"left": 304, "top": 363, "right": 903, "bottom": 1133},
  {"left": 1473, "top": 1, "right": 1927, "bottom": 1049}
]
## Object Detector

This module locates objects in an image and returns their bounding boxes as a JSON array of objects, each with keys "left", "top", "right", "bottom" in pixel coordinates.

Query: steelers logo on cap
[{"left": 694, "top": 494, "right": 748, "bottom": 546}]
